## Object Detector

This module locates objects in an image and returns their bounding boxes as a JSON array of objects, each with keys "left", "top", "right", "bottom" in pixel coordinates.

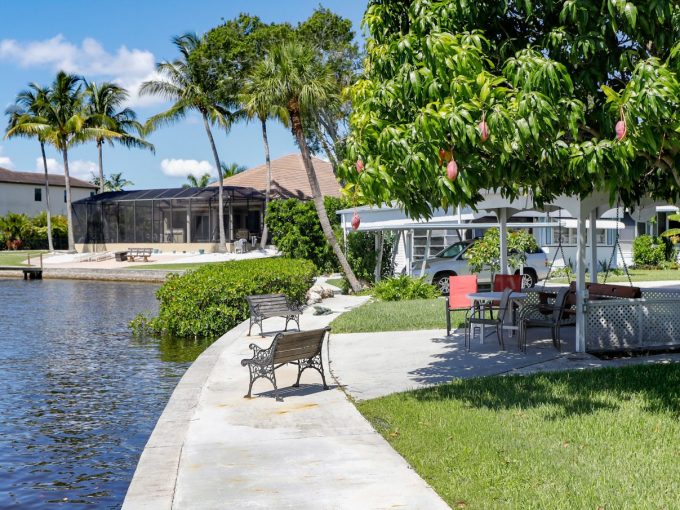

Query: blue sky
[{"left": 0, "top": 0, "right": 367, "bottom": 188}]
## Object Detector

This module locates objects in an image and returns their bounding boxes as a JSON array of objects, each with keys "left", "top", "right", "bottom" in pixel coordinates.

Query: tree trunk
[
  {"left": 288, "top": 102, "right": 362, "bottom": 292},
  {"left": 97, "top": 139, "right": 105, "bottom": 194},
  {"left": 40, "top": 142, "right": 54, "bottom": 252},
  {"left": 61, "top": 147, "right": 76, "bottom": 253},
  {"left": 260, "top": 117, "right": 271, "bottom": 250},
  {"left": 202, "top": 112, "right": 227, "bottom": 252}
]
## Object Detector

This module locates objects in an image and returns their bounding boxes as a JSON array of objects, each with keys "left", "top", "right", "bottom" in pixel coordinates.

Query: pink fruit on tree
[
  {"left": 355, "top": 159, "right": 364, "bottom": 173},
  {"left": 478, "top": 121, "right": 490, "bottom": 143},
  {"left": 446, "top": 159, "right": 458, "bottom": 181},
  {"left": 351, "top": 212, "right": 361, "bottom": 230},
  {"left": 615, "top": 120, "right": 627, "bottom": 141}
]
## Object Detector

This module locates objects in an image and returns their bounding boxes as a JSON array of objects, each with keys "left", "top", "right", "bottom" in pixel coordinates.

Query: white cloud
[
  {"left": 35, "top": 157, "right": 97, "bottom": 180},
  {"left": 160, "top": 158, "right": 215, "bottom": 178},
  {"left": 0, "top": 146, "right": 14, "bottom": 168},
  {"left": 0, "top": 35, "right": 162, "bottom": 107}
]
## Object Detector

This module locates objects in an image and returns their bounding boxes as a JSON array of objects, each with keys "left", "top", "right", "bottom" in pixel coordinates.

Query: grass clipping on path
[
  {"left": 359, "top": 364, "right": 680, "bottom": 510},
  {"left": 330, "top": 298, "right": 466, "bottom": 334}
]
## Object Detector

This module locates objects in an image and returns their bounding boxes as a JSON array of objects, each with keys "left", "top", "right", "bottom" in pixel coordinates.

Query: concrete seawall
[{"left": 0, "top": 267, "right": 181, "bottom": 283}]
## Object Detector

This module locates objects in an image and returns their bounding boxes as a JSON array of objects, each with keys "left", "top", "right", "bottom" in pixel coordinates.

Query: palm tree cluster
[
  {"left": 4, "top": 72, "right": 152, "bottom": 252},
  {"left": 140, "top": 12, "right": 362, "bottom": 288}
]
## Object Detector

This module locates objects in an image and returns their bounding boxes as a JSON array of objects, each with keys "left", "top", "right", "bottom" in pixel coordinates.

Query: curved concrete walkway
[{"left": 123, "top": 294, "right": 449, "bottom": 510}]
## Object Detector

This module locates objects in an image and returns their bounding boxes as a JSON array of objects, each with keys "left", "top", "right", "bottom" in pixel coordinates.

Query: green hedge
[
  {"left": 131, "top": 258, "right": 316, "bottom": 339},
  {"left": 632, "top": 234, "right": 672, "bottom": 267}
]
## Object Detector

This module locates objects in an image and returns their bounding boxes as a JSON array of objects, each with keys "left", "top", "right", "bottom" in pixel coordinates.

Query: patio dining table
[{"left": 466, "top": 291, "right": 529, "bottom": 340}]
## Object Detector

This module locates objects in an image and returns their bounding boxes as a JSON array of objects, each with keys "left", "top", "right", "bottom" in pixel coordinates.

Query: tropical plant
[
  {"left": 464, "top": 228, "right": 539, "bottom": 275},
  {"left": 183, "top": 172, "right": 212, "bottom": 188},
  {"left": 220, "top": 162, "right": 246, "bottom": 178},
  {"left": 141, "top": 33, "right": 236, "bottom": 253},
  {"left": 5, "top": 72, "right": 120, "bottom": 252},
  {"left": 632, "top": 234, "right": 671, "bottom": 267},
  {"left": 84, "top": 81, "right": 153, "bottom": 194},
  {"left": 4, "top": 83, "right": 55, "bottom": 251},
  {"left": 344, "top": 1, "right": 680, "bottom": 219},
  {"left": 661, "top": 213, "right": 680, "bottom": 243},
  {"left": 251, "top": 41, "right": 362, "bottom": 291},
  {"left": 371, "top": 275, "right": 439, "bottom": 301},
  {"left": 90, "top": 172, "right": 134, "bottom": 192}
]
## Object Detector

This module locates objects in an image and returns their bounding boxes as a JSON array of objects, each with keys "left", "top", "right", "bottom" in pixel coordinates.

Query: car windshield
[{"left": 436, "top": 242, "right": 468, "bottom": 259}]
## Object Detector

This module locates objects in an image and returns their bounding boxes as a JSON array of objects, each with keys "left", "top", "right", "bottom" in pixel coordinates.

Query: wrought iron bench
[
  {"left": 246, "top": 294, "right": 303, "bottom": 336},
  {"left": 241, "top": 327, "right": 330, "bottom": 401}
]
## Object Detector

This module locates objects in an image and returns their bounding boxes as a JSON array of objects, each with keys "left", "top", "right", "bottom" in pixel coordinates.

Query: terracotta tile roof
[
  {"left": 0, "top": 166, "right": 97, "bottom": 188},
  {"left": 213, "top": 153, "right": 341, "bottom": 199}
]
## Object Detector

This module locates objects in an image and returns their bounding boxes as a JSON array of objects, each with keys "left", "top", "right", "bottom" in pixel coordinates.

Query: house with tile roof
[{"left": 0, "top": 166, "right": 97, "bottom": 217}]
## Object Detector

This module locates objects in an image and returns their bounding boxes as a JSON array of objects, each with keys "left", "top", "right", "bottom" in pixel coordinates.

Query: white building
[
  {"left": 0, "top": 166, "right": 96, "bottom": 217},
  {"left": 338, "top": 200, "right": 678, "bottom": 274}
]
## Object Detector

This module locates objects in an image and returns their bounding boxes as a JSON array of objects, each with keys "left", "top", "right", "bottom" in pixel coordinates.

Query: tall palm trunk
[
  {"left": 288, "top": 102, "right": 361, "bottom": 292},
  {"left": 40, "top": 142, "right": 54, "bottom": 252},
  {"left": 61, "top": 147, "right": 76, "bottom": 253},
  {"left": 259, "top": 117, "right": 272, "bottom": 250},
  {"left": 202, "top": 112, "right": 227, "bottom": 252},
  {"left": 97, "top": 139, "right": 105, "bottom": 194}
]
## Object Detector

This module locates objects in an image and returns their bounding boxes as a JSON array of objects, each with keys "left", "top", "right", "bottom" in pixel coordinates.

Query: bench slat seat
[
  {"left": 246, "top": 294, "right": 302, "bottom": 336},
  {"left": 241, "top": 327, "right": 330, "bottom": 401}
]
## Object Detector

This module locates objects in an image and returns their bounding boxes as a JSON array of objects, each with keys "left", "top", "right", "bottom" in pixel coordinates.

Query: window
[
  {"left": 436, "top": 241, "right": 469, "bottom": 259},
  {"left": 34, "top": 188, "right": 42, "bottom": 202},
  {"left": 550, "top": 227, "right": 609, "bottom": 245}
]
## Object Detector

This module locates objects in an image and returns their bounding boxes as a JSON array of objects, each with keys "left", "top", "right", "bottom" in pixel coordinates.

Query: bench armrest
[{"left": 241, "top": 342, "right": 274, "bottom": 367}]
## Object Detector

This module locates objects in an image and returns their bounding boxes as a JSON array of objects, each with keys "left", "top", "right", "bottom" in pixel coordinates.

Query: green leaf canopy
[{"left": 344, "top": 1, "right": 680, "bottom": 219}]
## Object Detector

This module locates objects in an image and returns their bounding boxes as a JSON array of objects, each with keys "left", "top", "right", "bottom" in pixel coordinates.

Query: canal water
[{"left": 0, "top": 279, "right": 212, "bottom": 508}]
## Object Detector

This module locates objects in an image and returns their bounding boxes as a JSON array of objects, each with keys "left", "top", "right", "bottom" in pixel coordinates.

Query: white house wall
[{"left": 0, "top": 182, "right": 94, "bottom": 217}]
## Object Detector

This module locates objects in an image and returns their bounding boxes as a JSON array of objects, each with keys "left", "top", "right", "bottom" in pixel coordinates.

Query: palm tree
[
  {"left": 141, "top": 33, "right": 236, "bottom": 253},
  {"left": 5, "top": 84, "right": 56, "bottom": 251},
  {"left": 6, "top": 71, "right": 121, "bottom": 252},
  {"left": 85, "top": 81, "right": 153, "bottom": 194},
  {"left": 240, "top": 73, "right": 289, "bottom": 249},
  {"left": 89, "top": 171, "right": 133, "bottom": 191},
  {"left": 250, "top": 42, "right": 361, "bottom": 291},
  {"left": 220, "top": 162, "right": 247, "bottom": 178},
  {"left": 183, "top": 172, "right": 212, "bottom": 188}
]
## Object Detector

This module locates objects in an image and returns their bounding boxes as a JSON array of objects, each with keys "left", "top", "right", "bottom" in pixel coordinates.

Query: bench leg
[{"left": 294, "top": 355, "right": 329, "bottom": 390}]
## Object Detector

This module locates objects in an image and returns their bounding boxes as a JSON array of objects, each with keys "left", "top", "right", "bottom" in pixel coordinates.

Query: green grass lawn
[
  {"left": 359, "top": 364, "right": 680, "bottom": 509},
  {"left": 325, "top": 277, "right": 344, "bottom": 288},
  {"left": 0, "top": 250, "right": 47, "bottom": 267},
  {"left": 549, "top": 268, "right": 680, "bottom": 283},
  {"left": 330, "top": 298, "right": 466, "bottom": 333}
]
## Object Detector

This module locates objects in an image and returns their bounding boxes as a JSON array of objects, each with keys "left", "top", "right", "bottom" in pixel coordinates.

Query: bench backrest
[
  {"left": 272, "top": 327, "right": 329, "bottom": 364},
  {"left": 568, "top": 281, "right": 641, "bottom": 299},
  {"left": 247, "top": 293, "right": 292, "bottom": 311}
]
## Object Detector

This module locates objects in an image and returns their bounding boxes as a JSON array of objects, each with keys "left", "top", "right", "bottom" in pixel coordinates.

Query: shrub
[
  {"left": 131, "top": 258, "right": 316, "bottom": 339},
  {"left": 266, "top": 197, "right": 392, "bottom": 282},
  {"left": 632, "top": 234, "right": 670, "bottom": 267},
  {"left": 371, "top": 275, "right": 440, "bottom": 301},
  {"left": 465, "top": 228, "right": 539, "bottom": 274}
]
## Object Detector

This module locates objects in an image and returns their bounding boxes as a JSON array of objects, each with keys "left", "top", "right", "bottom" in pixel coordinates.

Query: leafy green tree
[
  {"left": 6, "top": 72, "right": 120, "bottom": 252},
  {"left": 183, "top": 172, "right": 212, "bottom": 188},
  {"left": 89, "top": 172, "right": 133, "bottom": 191},
  {"left": 251, "top": 41, "right": 362, "bottom": 291},
  {"left": 141, "top": 33, "right": 236, "bottom": 253},
  {"left": 5, "top": 83, "right": 56, "bottom": 251},
  {"left": 464, "top": 228, "right": 539, "bottom": 275},
  {"left": 345, "top": 1, "right": 680, "bottom": 219},
  {"left": 84, "top": 81, "right": 153, "bottom": 194}
]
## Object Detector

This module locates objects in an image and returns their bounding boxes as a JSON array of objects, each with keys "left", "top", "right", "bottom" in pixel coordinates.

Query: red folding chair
[
  {"left": 493, "top": 274, "right": 523, "bottom": 292},
  {"left": 446, "top": 275, "right": 477, "bottom": 336}
]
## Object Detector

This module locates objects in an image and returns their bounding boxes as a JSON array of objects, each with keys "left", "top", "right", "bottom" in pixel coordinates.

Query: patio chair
[
  {"left": 493, "top": 274, "right": 522, "bottom": 292},
  {"left": 234, "top": 238, "right": 247, "bottom": 254},
  {"left": 465, "top": 287, "right": 512, "bottom": 351},
  {"left": 517, "top": 287, "right": 574, "bottom": 352},
  {"left": 445, "top": 275, "right": 477, "bottom": 336}
]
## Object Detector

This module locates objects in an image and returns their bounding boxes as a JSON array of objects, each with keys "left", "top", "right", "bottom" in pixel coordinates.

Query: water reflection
[{"left": 0, "top": 279, "right": 211, "bottom": 508}]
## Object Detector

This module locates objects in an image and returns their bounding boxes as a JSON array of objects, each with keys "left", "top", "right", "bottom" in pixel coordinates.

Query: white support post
[
  {"left": 405, "top": 230, "right": 413, "bottom": 276},
  {"left": 499, "top": 208, "right": 509, "bottom": 274},
  {"left": 390, "top": 230, "right": 401, "bottom": 274},
  {"left": 186, "top": 205, "right": 191, "bottom": 244},
  {"left": 228, "top": 202, "right": 234, "bottom": 242},
  {"left": 575, "top": 200, "right": 589, "bottom": 353},
  {"left": 589, "top": 208, "right": 598, "bottom": 283},
  {"left": 374, "top": 231, "right": 384, "bottom": 282},
  {"left": 420, "top": 230, "right": 431, "bottom": 277}
]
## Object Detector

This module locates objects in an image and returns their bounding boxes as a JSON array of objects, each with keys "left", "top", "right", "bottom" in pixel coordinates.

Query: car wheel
[
  {"left": 521, "top": 270, "right": 537, "bottom": 288},
  {"left": 433, "top": 272, "right": 455, "bottom": 295}
]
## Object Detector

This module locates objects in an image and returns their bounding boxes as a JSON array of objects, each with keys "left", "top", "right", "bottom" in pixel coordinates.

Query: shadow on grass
[{"left": 409, "top": 363, "right": 680, "bottom": 418}]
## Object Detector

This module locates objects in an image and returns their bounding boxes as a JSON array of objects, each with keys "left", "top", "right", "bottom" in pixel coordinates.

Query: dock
[{"left": 0, "top": 253, "right": 44, "bottom": 279}]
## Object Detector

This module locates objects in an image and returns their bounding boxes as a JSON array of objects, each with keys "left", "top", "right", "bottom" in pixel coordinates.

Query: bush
[
  {"left": 465, "top": 228, "right": 539, "bottom": 274},
  {"left": 266, "top": 197, "right": 392, "bottom": 282},
  {"left": 632, "top": 235, "right": 670, "bottom": 267},
  {"left": 131, "top": 258, "right": 316, "bottom": 339},
  {"left": 372, "top": 275, "right": 440, "bottom": 301},
  {"left": 0, "top": 211, "right": 68, "bottom": 250}
]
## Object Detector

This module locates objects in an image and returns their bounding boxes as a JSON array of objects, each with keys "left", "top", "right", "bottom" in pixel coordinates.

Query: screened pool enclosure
[{"left": 72, "top": 187, "right": 265, "bottom": 248}]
